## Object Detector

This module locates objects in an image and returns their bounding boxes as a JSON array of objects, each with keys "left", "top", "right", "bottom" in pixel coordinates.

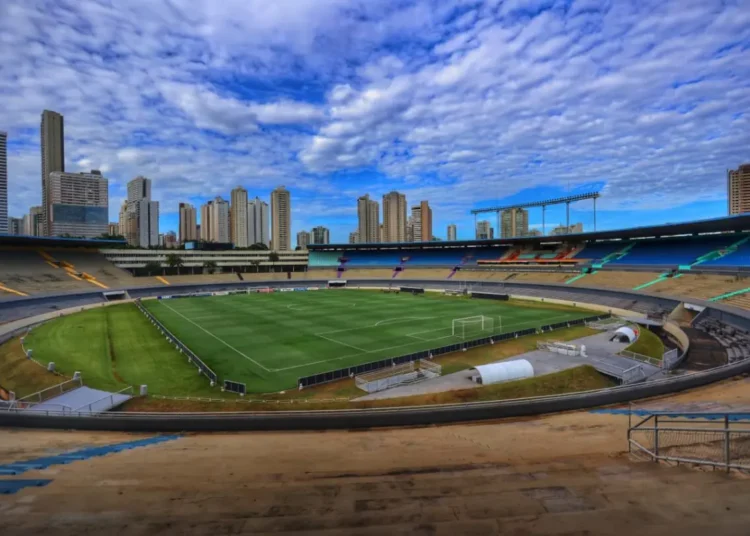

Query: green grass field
[{"left": 140, "top": 289, "right": 596, "bottom": 392}]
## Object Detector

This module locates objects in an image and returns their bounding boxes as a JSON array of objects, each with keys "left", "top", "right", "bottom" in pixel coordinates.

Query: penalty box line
[{"left": 157, "top": 300, "right": 272, "bottom": 373}]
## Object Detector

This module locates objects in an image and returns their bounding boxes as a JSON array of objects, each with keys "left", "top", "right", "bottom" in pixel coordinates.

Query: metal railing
[
  {"left": 5, "top": 377, "right": 83, "bottom": 411},
  {"left": 629, "top": 411, "right": 750, "bottom": 471},
  {"left": 619, "top": 349, "right": 662, "bottom": 368},
  {"left": 72, "top": 386, "right": 134, "bottom": 413}
]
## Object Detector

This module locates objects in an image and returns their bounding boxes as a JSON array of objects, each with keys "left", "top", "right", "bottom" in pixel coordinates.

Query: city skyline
[{"left": 1, "top": 1, "right": 750, "bottom": 242}]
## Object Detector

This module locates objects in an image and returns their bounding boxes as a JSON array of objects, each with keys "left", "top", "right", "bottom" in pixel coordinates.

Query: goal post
[{"left": 451, "top": 315, "right": 495, "bottom": 338}]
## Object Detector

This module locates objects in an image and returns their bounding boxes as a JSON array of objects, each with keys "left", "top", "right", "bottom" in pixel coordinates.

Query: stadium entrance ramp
[{"left": 11, "top": 385, "right": 133, "bottom": 415}]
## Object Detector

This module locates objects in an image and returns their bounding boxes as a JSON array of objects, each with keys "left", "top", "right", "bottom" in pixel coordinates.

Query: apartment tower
[
  {"left": 41, "top": 110, "right": 65, "bottom": 236},
  {"left": 0, "top": 131, "right": 7, "bottom": 234},
  {"left": 271, "top": 186, "right": 291, "bottom": 251},
  {"left": 382, "top": 191, "right": 407, "bottom": 242},
  {"left": 357, "top": 194, "right": 380, "bottom": 243},
  {"left": 728, "top": 164, "right": 750, "bottom": 215},
  {"left": 447, "top": 224, "right": 457, "bottom": 241},
  {"left": 47, "top": 170, "right": 108, "bottom": 238},
  {"left": 230, "top": 186, "right": 249, "bottom": 247},
  {"left": 411, "top": 200, "right": 432, "bottom": 242},
  {"left": 178, "top": 202, "right": 198, "bottom": 244}
]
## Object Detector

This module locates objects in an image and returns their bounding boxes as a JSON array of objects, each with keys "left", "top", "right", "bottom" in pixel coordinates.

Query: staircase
[
  {"left": 687, "top": 235, "right": 750, "bottom": 269},
  {"left": 592, "top": 242, "right": 635, "bottom": 269}
]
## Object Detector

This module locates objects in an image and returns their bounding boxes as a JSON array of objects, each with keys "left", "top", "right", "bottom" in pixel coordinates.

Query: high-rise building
[
  {"left": 107, "top": 223, "right": 118, "bottom": 236},
  {"left": 178, "top": 202, "right": 198, "bottom": 244},
  {"left": 48, "top": 170, "right": 108, "bottom": 238},
  {"left": 379, "top": 224, "right": 385, "bottom": 242},
  {"left": 382, "top": 191, "right": 407, "bottom": 242},
  {"left": 728, "top": 164, "right": 750, "bottom": 215},
  {"left": 271, "top": 186, "right": 291, "bottom": 251},
  {"left": 357, "top": 194, "right": 379, "bottom": 243},
  {"left": 164, "top": 231, "right": 178, "bottom": 249},
  {"left": 411, "top": 201, "right": 432, "bottom": 242},
  {"left": 0, "top": 131, "right": 7, "bottom": 235},
  {"left": 26, "top": 206, "right": 43, "bottom": 236},
  {"left": 406, "top": 217, "right": 414, "bottom": 242},
  {"left": 41, "top": 110, "right": 65, "bottom": 236},
  {"left": 447, "top": 224, "right": 457, "bottom": 241},
  {"left": 230, "top": 186, "right": 249, "bottom": 248},
  {"left": 248, "top": 197, "right": 270, "bottom": 247},
  {"left": 296, "top": 230, "right": 311, "bottom": 250},
  {"left": 551, "top": 223, "right": 583, "bottom": 235},
  {"left": 126, "top": 176, "right": 158, "bottom": 247},
  {"left": 311, "top": 225, "right": 330, "bottom": 245},
  {"left": 476, "top": 220, "right": 493, "bottom": 240},
  {"left": 349, "top": 231, "right": 359, "bottom": 244},
  {"left": 202, "top": 197, "right": 230, "bottom": 243},
  {"left": 8, "top": 217, "right": 22, "bottom": 235},
  {"left": 500, "top": 208, "right": 529, "bottom": 238}
]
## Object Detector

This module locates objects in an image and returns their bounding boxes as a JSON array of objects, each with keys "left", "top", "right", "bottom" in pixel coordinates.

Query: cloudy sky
[{"left": 2, "top": 0, "right": 749, "bottom": 242}]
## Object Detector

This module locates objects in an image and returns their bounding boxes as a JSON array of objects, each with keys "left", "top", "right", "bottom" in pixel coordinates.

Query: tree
[
  {"left": 268, "top": 251, "right": 280, "bottom": 272},
  {"left": 249, "top": 243, "right": 269, "bottom": 251},
  {"left": 165, "top": 253, "right": 184, "bottom": 274},
  {"left": 203, "top": 260, "right": 218, "bottom": 275},
  {"left": 144, "top": 261, "right": 162, "bottom": 276}
]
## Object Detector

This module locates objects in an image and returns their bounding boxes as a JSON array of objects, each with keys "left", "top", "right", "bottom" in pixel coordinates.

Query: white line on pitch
[
  {"left": 157, "top": 300, "right": 271, "bottom": 372},
  {"left": 315, "top": 333, "right": 369, "bottom": 353},
  {"left": 373, "top": 316, "right": 436, "bottom": 327}
]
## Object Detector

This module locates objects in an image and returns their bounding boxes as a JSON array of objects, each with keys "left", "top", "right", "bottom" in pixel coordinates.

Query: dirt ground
[{"left": 1, "top": 376, "right": 750, "bottom": 535}]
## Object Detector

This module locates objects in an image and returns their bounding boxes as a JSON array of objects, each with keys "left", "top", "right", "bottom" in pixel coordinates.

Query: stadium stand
[
  {"left": 0, "top": 248, "right": 95, "bottom": 296},
  {"left": 568, "top": 270, "right": 664, "bottom": 289},
  {"left": 719, "top": 292, "right": 750, "bottom": 311},
  {"left": 608, "top": 235, "right": 742, "bottom": 267},
  {"left": 700, "top": 236, "right": 750, "bottom": 267},
  {"left": 41, "top": 248, "right": 143, "bottom": 289},
  {"left": 570, "top": 241, "right": 629, "bottom": 262},
  {"left": 647, "top": 273, "right": 750, "bottom": 300}
]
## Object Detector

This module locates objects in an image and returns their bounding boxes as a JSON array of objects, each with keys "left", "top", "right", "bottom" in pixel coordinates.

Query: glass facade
[{"left": 52, "top": 204, "right": 108, "bottom": 224}]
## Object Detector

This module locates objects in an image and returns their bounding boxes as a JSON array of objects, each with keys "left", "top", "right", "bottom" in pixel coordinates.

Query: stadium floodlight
[{"left": 452, "top": 315, "right": 495, "bottom": 339}]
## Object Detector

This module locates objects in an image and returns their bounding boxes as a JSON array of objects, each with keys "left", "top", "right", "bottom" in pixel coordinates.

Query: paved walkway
[
  {"left": 29, "top": 387, "right": 132, "bottom": 414},
  {"left": 355, "top": 332, "right": 658, "bottom": 401}
]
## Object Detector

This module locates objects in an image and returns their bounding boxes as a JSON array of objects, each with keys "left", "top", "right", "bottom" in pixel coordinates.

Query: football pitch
[{"left": 143, "top": 290, "right": 596, "bottom": 393}]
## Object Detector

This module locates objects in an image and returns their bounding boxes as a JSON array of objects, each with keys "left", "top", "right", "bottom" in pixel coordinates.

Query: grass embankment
[
  {"left": 21, "top": 303, "right": 220, "bottom": 397},
  {"left": 123, "top": 365, "right": 616, "bottom": 412},
  {"left": 0, "top": 337, "right": 66, "bottom": 398},
  {"left": 625, "top": 327, "right": 664, "bottom": 360}
]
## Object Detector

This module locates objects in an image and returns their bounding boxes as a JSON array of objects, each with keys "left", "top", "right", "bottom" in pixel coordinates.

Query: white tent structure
[
  {"left": 471, "top": 359, "right": 534, "bottom": 385},
  {"left": 611, "top": 326, "right": 637, "bottom": 343}
]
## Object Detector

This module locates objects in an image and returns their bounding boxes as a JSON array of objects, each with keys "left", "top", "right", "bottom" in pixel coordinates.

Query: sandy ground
[{"left": 1, "top": 376, "right": 750, "bottom": 535}]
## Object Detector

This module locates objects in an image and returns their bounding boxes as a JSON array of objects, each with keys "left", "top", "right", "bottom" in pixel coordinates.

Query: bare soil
[{"left": 2, "top": 376, "right": 750, "bottom": 535}]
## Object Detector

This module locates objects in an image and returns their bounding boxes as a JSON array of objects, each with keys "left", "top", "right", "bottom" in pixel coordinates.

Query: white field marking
[
  {"left": 286, "top": 302, "right": 357, "bottom": 311},
  {"left": 373, "top": 316, "right": 436, "bottom": 327},
  {"left": 314, "top": 333, "right": 370, "bottom": 353},
  {"left": 157, "top": 300, "right": 271, "bottom": 372},
  {"left": 404, "top": 312, "right": 575, "bottom": 339}
]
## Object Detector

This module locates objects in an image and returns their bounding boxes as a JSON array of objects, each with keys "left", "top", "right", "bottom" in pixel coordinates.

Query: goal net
[{"left": 452, "top": 315, "right": 495, "bottom": 339}]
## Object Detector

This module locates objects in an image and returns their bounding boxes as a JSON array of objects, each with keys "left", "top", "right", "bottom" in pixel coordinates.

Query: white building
[
  {"left": 202, "top": 196, "right": 230, "bottom": 243},
  {"left": 48, "top": 170, "right": 108, "bottom": 238},
  {"left": 0, "top": 131, "right": 7, "bottom": 235},
  {"left": 248, "top": 197, "right": 269, "bottom": 247},
  {"left": 126, "top": 176, "right": 159, "bottom": 247}
]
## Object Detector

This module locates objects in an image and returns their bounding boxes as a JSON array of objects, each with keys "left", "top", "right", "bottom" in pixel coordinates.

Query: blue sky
[{"left": 1, "top": 0, "right": 749, "bottom": 243}]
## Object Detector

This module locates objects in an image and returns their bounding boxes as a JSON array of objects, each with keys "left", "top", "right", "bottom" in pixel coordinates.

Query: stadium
[{"left": 3, "top": 214, "right": 750, "bottom": 533}]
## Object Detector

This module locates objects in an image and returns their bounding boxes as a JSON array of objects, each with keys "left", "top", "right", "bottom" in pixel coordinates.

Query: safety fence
[
  {"left": 619, "top": 349, "right": 663, "bottom": 368},
  {"left": 134, "top": 299, "right": 218, "bottom": 385},
  {"left": 298, "top": 313, "right": 610, "bottom": 388},
  {"left": 4, "top": 377, "right": 83, "bottom": 411},
  {"left": 629, "top": 411, "right": 750, "bottom": 471}
]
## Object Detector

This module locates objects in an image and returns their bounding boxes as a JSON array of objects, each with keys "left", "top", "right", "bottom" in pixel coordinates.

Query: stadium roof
[
  {"left": 308, "top": 215, "right": 750, "bottom": 251},
  {"left": 0, "top": 234, "right": 127, "bottom": 248}
]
